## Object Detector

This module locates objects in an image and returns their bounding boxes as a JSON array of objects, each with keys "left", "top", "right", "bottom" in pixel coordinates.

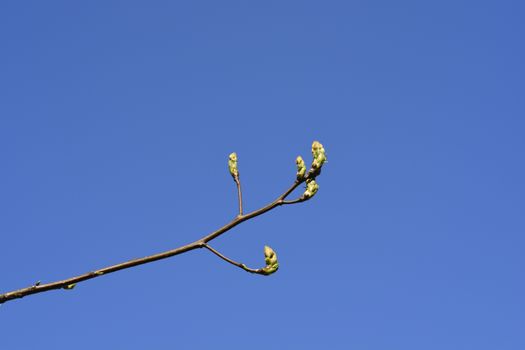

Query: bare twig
[
  {"left": 234, "top": 176, "right": 243, "bottom": 216},
  {"left": 281, "top": 198, "right": 305, "bottom": 205},
  {"left": 0, "top": 142, "right": 326, "bottom": 305},
  {"left": 203, "top": 244, "right": 263, "bottom": 274}
]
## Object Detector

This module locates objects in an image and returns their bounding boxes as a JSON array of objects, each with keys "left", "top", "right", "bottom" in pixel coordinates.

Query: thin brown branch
[
  {"left": 234, "top": 175, "right": 243, "bottom": 216},
  {"left": 203, "top": 244, "right": 263, "bottom": 275},
  {"left": 198, "top": 179, "right": 301, "bottom": 244},
  {"left": 281, "top": 197, "right": 305, "bottom": 205},
  {"left": 0, "top": 178, "right": 304, "bottom": 305}
]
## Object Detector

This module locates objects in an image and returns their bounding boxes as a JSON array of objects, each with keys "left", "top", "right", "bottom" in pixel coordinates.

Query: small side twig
[
  {"left": 228, "top": 152, "right": 243, "bottom": 216},
  {"left": 234, "top": 176, "right": 243, "bottom": 216},
  {"left": 203, "top": 244, "right": 263, "bottom": 274},
  {"left": 281, "top": 198, "right": 305, "bottom": 205}
]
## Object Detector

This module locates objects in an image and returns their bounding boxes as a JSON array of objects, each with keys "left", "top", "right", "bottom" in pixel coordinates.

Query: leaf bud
[
  {"left": 296, "top": 156, "right": 306, "bottom": 180},
  {"left": 228, "top": 152, "right": 238, "bottom": 178},
  {"left": 262, "top": 245, "right": 279, "bottom": 275},
  {"left": 303, "top": 179, "right": 319, "bottom": 199},
  {"left": 311, "top": 141, "right": 327, "bottom": 170}
]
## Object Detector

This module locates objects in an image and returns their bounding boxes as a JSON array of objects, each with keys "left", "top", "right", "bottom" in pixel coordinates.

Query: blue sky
[{"left": 1, "top": 1, "right": 524, "bottom": 349}]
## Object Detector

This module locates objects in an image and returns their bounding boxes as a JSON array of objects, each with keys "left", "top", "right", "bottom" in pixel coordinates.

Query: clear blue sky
[{"left": 1, "top": 1, "right": 524, "bottom": 349}]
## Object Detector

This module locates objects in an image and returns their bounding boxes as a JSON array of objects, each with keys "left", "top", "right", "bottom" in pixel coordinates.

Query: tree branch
[
  {"left": 0, "top": 141, "right": 326, "bottom": 305},
  {"left": 0, "top": 177, "right": 302, "bottom": 304}
]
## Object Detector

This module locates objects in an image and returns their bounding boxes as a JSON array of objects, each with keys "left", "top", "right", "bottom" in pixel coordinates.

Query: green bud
[
  {"left": 311, "top": 141, "right": 327, "bottom": 169},
  {"left": 311, "top": 141, "right": 324, "bottom": 158},
  {"left": 303, "top": 179, "right": 319, "bottom": 199},
  {"left": 296, "top": 156, "right": 306, "bottom": 180},
  {"left": 63, "top": 283, "right": 76, "bottom": 290},
  {"left": 262, "top": 245, "right": 279, "bottom": 275},
  {"left": 264, "top": 245, "right": 278, "bottom": 265},
  {"left": 228, "top": 152, "right": 238, "bottom": 178}
]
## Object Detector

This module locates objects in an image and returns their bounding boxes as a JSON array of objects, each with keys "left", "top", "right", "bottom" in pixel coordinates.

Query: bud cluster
[{"left": 295, "top": 140, "right": 327, "bottom": 200}]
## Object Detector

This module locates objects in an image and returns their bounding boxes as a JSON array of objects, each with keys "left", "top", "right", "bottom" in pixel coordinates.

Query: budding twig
[
  {"left": 0, "top": 141, "right": 327, "bottom": 305},
  {"left": 228, "top": 152, "right": 243, "bottom": 216},
  {"left": 202, "top": 244, "right": 280, "bottom": 275}
]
